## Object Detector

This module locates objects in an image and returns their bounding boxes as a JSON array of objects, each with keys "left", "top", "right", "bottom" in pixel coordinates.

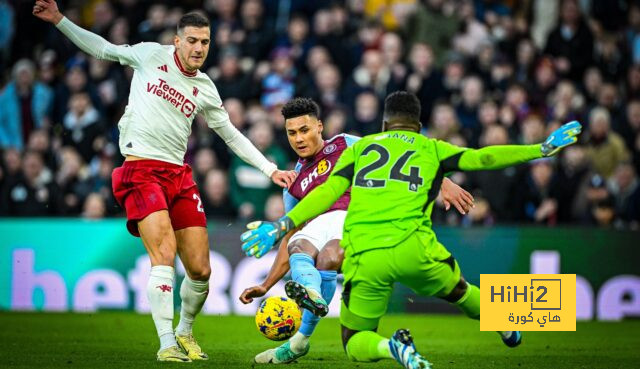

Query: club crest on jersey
[
  {"left": 301, "top": 159, "right": 332, "bottom": 191},
  {"left": 146, "top": 78, "right": 196, "bottom": 118},
  {"left": 323, "top": 143, "right": 337, "bottom": 154},
  {"left": 193, "top": 87, "right": 199, "bottom": 96}
]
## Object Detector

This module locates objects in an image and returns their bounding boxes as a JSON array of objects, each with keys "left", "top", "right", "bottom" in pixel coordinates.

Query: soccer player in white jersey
[{"left": 33, "top": 0, "right": 296, "bottom": 362}]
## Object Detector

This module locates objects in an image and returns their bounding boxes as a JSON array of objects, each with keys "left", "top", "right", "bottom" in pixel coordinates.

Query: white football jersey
[
  {"left": 113, "top": 43, "right": 227, "bottom": 165},
  {"left": 55, "top": 16, "right": 277, "bottom": 175}
]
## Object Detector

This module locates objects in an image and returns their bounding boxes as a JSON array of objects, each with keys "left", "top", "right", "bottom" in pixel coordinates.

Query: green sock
[
  {"left": 345, "top": 331, "right": 392, "bottom": 362},
  {"left": 455, "top": 283, "right": 480, "bottom": 320}
]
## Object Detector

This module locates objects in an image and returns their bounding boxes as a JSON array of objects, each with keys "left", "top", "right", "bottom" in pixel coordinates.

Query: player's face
[
  {"left": 285, "top": 115, "right": 324, "bottom": 158},
  {"left": 175, "top": 26, "right": 211, "bottom": 71}
]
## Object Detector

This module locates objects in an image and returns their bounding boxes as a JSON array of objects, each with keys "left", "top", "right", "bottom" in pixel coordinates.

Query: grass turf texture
[{"left": 0, "top": 312, "right": 637, "bottom": 368}]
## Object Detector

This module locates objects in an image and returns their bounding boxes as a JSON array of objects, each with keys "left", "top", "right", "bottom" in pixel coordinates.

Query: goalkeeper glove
[
  {"left": 540, "top": 120, "right": 582, "bottom": 157},
  {"left": 240, "top": 216, "right": 294, "bottom": 258}
]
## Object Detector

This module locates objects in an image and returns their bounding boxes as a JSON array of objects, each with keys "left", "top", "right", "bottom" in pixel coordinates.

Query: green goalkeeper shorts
[{"left": 340, "top": 230, "right": 461, "bottom": 331}]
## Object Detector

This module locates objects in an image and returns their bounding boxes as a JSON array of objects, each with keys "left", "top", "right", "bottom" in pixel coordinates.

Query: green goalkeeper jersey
[{"left": 287, "top": 130, "right": 542, "bottom": 255}]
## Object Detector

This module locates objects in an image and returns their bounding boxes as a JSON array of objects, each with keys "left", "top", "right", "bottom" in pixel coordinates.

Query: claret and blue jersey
[{"left": 283, "top": 134, "right": 360, "bottom": 213}]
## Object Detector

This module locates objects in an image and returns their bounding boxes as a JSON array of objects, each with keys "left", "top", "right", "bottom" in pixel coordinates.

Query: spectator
[
  {"left": 264, "top": 193, "right": 285, "bottom": 222},
  {"left": 406, "top": 0, "right": 460, "bottom": 67},
  {"left": 609, "top": 162, "right": 640, "bottom": 227},
  {"left": 202, "top": 169, "right": 236, "bottom": 219},
  {"left": 544, "top": 0, "right": 594, "bottom": 82},
  {"left": 352, "top": 91, "right": 381, "bottom": 136},
  {"left": 82, "top": 192, "right": 107, "bottom": 219},
  {"left": 520, "top": 159, "right": 559, "bottom": 225},
  {"left": 192, "top": 148, "right": 219, "bottom": 186},
  {"left": 0, "top": 150, "right": 59, "bottom": 216},
  {"left": 261, "top": 47, "right": 297, "bottom": 110},
  {"left": 0, "top": 59, "right": 53, "bottom": 150},
  {"left": 467, "top": 124, "right": 525, "bottom": 221},
  {"left": 55, "top": 147, "right": 87, "bottom": 215},
  {"left": 137, "top": 4, "right": 168, "bottom": 43},
  {"left": 229, "top": 121, "right": 287, "bottom": 219},
  {"left": 427, "top": 103, "right": 460, "bottom": 142},
  {"left": 404, "top": 42, "right": 444, "bottom": 123},
  {"left": 211, "top": 47, "right": 256, "bottom": 101},
  {"left": 455, "top": 75, "right": 483, "bottom": 143},
  {"left": 311, "top": 63, "right": 344, "bottom": 115},
  {"left": 238, "top": 0, "right": 274, "bottom": 62},
  {"left": 344, "top": 49, "right": 392, "bottom": 106},
  {"left": 62, "top": 92, "right": 105, "bottom": 163},
  {"left": 585, "top": 107, "right": 630, "bottom": 178},
  {"left": 0, "top": 0, "right": 14, "bottom": 73}
]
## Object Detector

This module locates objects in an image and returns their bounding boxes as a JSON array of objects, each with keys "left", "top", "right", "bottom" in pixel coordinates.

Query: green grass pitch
[{"left": 0, "top": 312, "right": 637, "bottom": 368}]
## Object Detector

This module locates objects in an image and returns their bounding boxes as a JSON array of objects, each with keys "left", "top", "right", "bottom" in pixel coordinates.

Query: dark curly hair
[
  {"left": 383, "top": 91, "right": 421, "bottom": 122},
  {"left": 281, "top": 98, "right": 320, "bottom": 120}
]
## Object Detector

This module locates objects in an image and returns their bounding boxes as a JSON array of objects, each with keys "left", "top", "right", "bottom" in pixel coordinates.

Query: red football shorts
[{"left": 112, "top": 159, "right": 207, "bottom": 237}]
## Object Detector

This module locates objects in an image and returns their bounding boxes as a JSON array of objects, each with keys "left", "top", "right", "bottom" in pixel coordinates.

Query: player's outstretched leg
[
  {"left": 255, "top": 270, "right": 338, "bottom": 364},
  {"left": 286, "top": 253, "right": 328, "bottom": 317},
  {"left": 148, "top": 265, "right": 190, "bottom": 362},
  {"left": 175, "top": 275, "right": 210, "bottom": 360}
]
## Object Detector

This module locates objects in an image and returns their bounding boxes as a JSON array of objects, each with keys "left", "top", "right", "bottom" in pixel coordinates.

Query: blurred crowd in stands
[{"left": 0, "top": 0, "right": 639, "bottom": 229}]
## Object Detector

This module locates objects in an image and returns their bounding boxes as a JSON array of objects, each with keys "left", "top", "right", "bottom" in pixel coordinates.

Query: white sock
[
  {"left": 378, "top": 338, "right": 392, "bottom": 358},
  {"left": 148, "top": 265, "right": 176, "bottom": 350},
  {"left": 289, "top": 331, "right": 310, "bottom": 353},
  {"left": 499, "top": 331, "right": 513, "bottom": 339},
  {"left": 176, "top": 275, "right": 209, "bottom": 335}
]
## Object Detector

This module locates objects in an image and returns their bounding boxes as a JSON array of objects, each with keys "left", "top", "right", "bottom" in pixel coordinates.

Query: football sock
[
  {"left": 454, "top": 282, "right": 480, "bottom": 320},
  {"left": 297, "top": 270, "right": 337, "bottom": 338},
  {"left": 289, "top": 253, "right": 322, "bottom": 296},
  {"left": 289, "top": 331, "right": 309, "bottom": 353},
  {"left": 176, "top": 275, "right": 209, "bottom": 335},
  {"left": 148, "top": 265, "right": 176, "bottom": 350},
  {"left": 345, "top": 331, "right": 392, "bottom": 362}
]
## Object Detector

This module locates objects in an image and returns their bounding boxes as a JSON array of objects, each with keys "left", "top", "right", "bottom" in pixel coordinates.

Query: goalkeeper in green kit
[{"left": 241, "top": 91, "right": 582, "bottom": 368}]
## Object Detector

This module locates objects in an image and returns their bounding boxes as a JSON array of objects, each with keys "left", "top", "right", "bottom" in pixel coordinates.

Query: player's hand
[
  {"left": 440, "top": 177, "right": 474, "bottom": 215},
  {"left": 241, "top": 216, "right": 294, "bottom": 258},
  {"left": 239, "top": 285, "right": 268, "bottom": 304},
  {"left": 271, "top": 170, "right": 297, "bottom": 188},
  {"left": 33, "top": 0, "right": 63, "bottom": 24},
  {"left": 541, "top": 120, "right": 582, "bottom": 157}
]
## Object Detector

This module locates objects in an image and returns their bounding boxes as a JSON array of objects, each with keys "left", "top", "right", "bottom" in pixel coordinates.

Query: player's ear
[
  {"left": 317, "top": 120, "right": 323, "bottom": 133},
  {"left": 174, "top": 34, "right": 180, "bottom": 48}
]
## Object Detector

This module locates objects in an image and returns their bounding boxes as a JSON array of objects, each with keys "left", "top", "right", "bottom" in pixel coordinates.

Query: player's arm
[
  {"left": 240, "top": 146, "right": 355, "bottom": 258},
  {"left": 238, "top": 229, "right": 297, "bottom": 304},
  {"left": 438, "top": 121, "right": 582, "bottom": 172},
  {"left": 33, "top": 0, "right": 153, "bottom": 66},
  {"left": 204, "top": 97, "right": 295, "bottom": 188}
]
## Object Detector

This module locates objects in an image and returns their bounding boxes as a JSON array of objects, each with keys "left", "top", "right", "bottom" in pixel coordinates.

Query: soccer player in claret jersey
[
  {"left": 239, "top": 98, "right": 474, "bottom": 364},
  {"left": 241, "top": 92, "right": 582, "bottom": 368},
  {"left": 33, "top": 0, "right": 296, "bottom": 362}
]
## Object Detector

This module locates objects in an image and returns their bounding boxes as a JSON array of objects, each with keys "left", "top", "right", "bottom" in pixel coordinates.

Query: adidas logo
[
  {"left": 126, "top": 142, "right": 133, "bottom": 148},
  {"left": 157, "top": 65, "right": 168, "bottom": 72}
]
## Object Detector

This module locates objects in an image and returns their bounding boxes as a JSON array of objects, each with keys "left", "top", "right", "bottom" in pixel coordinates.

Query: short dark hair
[
  {"left": 281, "top": 98, "right": 320, "bottom": 120},
  {"left": 177, "top": 12, "right": 210, "bottom": 33},
  {"left": 384, "top": 91, "right": 421, "bottom": 122}
]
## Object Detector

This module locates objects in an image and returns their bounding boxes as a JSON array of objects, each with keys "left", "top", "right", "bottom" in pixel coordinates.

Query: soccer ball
[{"left": 255, "top": 296, "right": 302, "bottom": 341}]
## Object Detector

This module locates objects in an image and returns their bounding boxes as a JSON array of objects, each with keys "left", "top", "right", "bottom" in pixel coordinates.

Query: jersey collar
[{"left": 173, "top": 51, "right": 198, "bottom": 77}]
